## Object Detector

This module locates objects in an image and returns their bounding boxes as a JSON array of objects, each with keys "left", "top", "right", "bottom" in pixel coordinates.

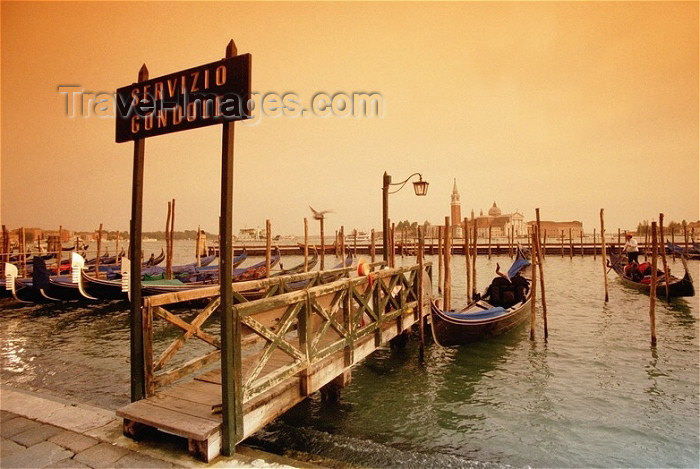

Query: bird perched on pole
[{"left": 309, "top": 206, "right": 333, "bottom": 220}]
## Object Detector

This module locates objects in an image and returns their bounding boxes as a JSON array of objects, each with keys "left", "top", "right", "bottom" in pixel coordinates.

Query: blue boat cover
[
  {"left": 507, "top": 257, "right": 530, "bottom": 279},
  {"left": 446, "top": 306, "right": 507, "bottom": 320}
]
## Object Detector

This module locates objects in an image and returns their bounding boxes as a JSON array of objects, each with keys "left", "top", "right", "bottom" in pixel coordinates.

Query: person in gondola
[
  {"left": 510, "top": 271, "right": 530, "bottom": 305},
  {"left": 624, "top": 261, "right": 643, "bottom": 282},
  {"left": 478, "top": 263, "right": 529, "bottom": 308},
  {"left": 623, "top": 233, "right": 640, "bottom": 263}
]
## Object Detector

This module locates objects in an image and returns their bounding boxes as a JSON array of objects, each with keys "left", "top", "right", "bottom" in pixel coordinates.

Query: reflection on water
[{"left": 1, "top": 247, "right": 698, "bottom": 467}]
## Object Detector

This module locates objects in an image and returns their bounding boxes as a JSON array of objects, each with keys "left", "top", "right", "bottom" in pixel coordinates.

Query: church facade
[{"left": 449, "top": 180, "right": 526, "bottom": 239}]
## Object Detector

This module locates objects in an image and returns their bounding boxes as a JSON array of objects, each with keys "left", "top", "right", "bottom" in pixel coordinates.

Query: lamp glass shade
[{"left": 413, "top": 180, "right": 429, "bottom": 196}]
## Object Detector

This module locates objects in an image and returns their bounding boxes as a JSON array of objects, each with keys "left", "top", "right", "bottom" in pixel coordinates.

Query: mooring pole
[
  {"left": 128, "top": 64, "right": 148, "bottom": 403},
  {"left": 382, "top": 172, "right": 391, "bottom": 263},
  {"left": 600, "top": 208, "right": 609, "bottom": 302},
  {"left": 417, "top": 227, "right": 425, "bottom": 361},
  {"left": 649, "top": 221, "right": 658, "bottom": 346},
  {"left": 220, "top": 39, "right": 244, "bottom": 455}
]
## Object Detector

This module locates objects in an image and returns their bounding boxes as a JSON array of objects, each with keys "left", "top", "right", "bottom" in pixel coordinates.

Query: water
[{"left": 1, "top": 241, "right": 698, "bottom": 468}]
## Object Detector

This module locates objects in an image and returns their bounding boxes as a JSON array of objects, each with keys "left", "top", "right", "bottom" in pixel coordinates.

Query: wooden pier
[
  {"left": 117, "top": 262, "right": 431, "bottom": 461},
  {"left": 218, "top": 239, "right": 656, "bottom": 257}
]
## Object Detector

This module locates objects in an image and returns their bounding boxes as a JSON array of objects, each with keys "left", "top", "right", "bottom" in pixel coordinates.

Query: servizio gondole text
[{"left": 115, "top": 54, "right": 251, "bottom": 142}]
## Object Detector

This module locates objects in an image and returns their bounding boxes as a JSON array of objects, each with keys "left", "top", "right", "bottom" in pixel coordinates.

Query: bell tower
[{"left": 450, "top": 178, "right": 462, "bottom": 237}]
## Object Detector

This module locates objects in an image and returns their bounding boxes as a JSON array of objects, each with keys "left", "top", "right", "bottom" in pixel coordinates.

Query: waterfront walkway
[{"left": 0, "top": 386, "right": 307, "bottom": 468}]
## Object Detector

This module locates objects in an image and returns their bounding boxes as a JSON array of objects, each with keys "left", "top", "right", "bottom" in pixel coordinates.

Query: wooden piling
[
  {"left": 353, "top": 229, "right": 358, "bottom": 258},
  {"left": 536, "top": 224, "right": 548, "bottom": 338},
  {"left": 600, "top": 209, "right": 609, "bottom": 302},
  {"left": 580, "top": 230, "right": 584, "bottom": 257},
  {"left": 644, "top": 226, "right": 649, "bottom": 261},
  {"left": 683, "top": 220, "right": 688, "bottom": 256},
  {"left": 417, "top": 227, "right": 425, "bottom": 359},
  {"left": 443, "top": 218, "right": 451, "bottom": 312},
  {"left": 319, "top": 215, "right": 325, "bottom": 270},
  {"left": 542, "top": 229, "right": 547, "bottom": 258},
  {"left": 195, "top": 226, "right": 200, "bottom": 267},
  {"left": 463, "top": 218, "right": 471, "bottom": 302},
  {"left": 390, "top": 223, "right": 396, "bottom": 268},
  {"left": 649, "top": 221, "right": 658, "bottom": 346},
  {"left": 56, "top": 225, "right": 63, "bottom": 274},
  {"left": 21, "top": 228, "right": 27, "bottom": 278},
  {"left": 509, "top": 225, "right": 514, "bottom": 259},
  {"left": 530, "top": 229, "right": 538, "bottom": 341},
  {"left": 593, "top": 228, "right": 597, "bottom": 260},
  {"left": 341, "top": 226, "right": 346, "bottom": 262},
  {"left": 437, "top": 226, "right": 443, "bottom": 294},
  {"left": 265, "top": 219, "right": 271, "bottom": 278},
  {"left": 534, "top": 209, "right": 548, "bottom": 338},
  {"left": 487, "top": 225, "right": 492, "bottom": 259},
  {"left": 370, "top": 229, "right": 376, "bottom": 263},
  {"left": 659, "top": 214, "right": 670, "bottom": 300},
  {"left": 165, "top": 201, "right": 173, "bottom": 279},
  {"left": 165, "top": 202, "right": 171, "bottom": 276},
  {"left": 560, "top": 230, "right": 564, "bottom": 257},
  {"left": 1, "top": 225, "right": 8, "bottom": 277},
  {"left": 569, "top": 228, "right": 573, "bottom": 259},
  {"left": 340, "top": 226, "right": 346, "bottom": 270},
  {"left": 303, "top": 218, "right": 309, "bottom": 272},
  {"left": 671, "top": 228, "right": 676, "bottom": 261},
  {"left": 472, "top": 220, "right": 478, "bottom": 299},
  {"left": 195, "top": 226, "right": 201, "bottom": 267},
  {"left": 96, "top": 223, "right": 103, "bottom": 279},
  {"left": 535, "top": 209, "right": 543, "bottom": 261}
]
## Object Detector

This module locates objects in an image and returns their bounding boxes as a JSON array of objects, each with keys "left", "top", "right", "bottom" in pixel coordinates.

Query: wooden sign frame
[{"left": 117, "top": 40, "right": 249, "bottom": 456}]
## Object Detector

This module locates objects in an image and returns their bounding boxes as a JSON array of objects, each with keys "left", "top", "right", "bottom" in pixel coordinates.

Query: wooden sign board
[{"left": 116, "top": 54, "right": 251, "bottom": 142}]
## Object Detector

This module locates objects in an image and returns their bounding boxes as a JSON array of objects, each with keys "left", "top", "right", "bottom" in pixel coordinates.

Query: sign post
[
  {"left": 117, "top": 40, "right": 250, "bottom": 455},
  {"left": 129, "top": 64, "right": 148, "bottom": 403},
  {"left": 218, "top": 39, "right": 244, "bottom": 455}
]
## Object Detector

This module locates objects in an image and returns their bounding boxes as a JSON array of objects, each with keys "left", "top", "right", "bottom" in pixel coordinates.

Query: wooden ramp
[{"left": 117, "top": 265, "right": 430, "bottom": 461}]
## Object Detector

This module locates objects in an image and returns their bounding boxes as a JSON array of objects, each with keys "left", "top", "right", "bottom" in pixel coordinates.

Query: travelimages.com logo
[{"left": 57, "top": 86, "right": 385, "bottom": 126}]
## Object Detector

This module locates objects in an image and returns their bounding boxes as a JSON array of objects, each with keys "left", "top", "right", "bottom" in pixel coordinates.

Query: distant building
[
  {"left": 527, "top": 220, "right": 583, "bottom": 238},
  {"left": 471, "top": 202, "right": 526, "bottom": 238}
]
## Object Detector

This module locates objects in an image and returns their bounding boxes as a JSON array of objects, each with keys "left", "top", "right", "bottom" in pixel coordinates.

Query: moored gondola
[{"left": 430, "top": 248, "right": 532, "bottom": 346}]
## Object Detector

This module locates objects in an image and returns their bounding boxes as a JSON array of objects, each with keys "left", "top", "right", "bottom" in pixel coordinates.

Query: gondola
[
  {"left": 78, "top": 250, "right": 279, "bottom": 300},
  {"left": 430, "top": 248, "right": 532, "bottom": 346},
  {"left": 4, "top": 258, "right": 61, "bottom": 303},
  {"left": 240, "top": 251, "right": 353, "bottom": 300},
  {"left": 665, "top": 241, "right": 700, "bottom": 260},
  {"left": 4, "top": 254, "right": 96, "bottom": 303},
  {"left": 144, "top": 248, "right": 166, "bottom": 266},
  {"left": 272, "top": 250, "right": 319, "bottom": 276},
  {"left": 608, "top": 249, "right": 694, "bottom": 297}
]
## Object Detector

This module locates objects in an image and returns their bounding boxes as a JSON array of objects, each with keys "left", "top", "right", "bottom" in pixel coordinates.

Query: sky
[{"left": 1, "top": 1, "right": 698, "bottom": 236}]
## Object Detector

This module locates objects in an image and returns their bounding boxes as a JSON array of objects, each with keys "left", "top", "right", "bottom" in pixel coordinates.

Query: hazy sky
[{"left": 1, "top": 1, "right": 698, "bottom": 236}]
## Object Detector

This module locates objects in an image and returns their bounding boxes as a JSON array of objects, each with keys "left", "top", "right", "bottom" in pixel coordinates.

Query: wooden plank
[
  {"left": 189, "top": 432, "right": 221, "bottom": 463},
  {"left": 160, "top": 380, "right": 222, "bottom": 406},
  {"left": 241, "top": 378, "right": 302, "bottom": 440},
  {"left": 117, "top": 400, "right": 219, "bottom": 440},
  {"left": 154, "top": 350, "right": 221, "bottom": 390},
  {"left": 144, "top": 393, "right": 221, "bottom": 423}
]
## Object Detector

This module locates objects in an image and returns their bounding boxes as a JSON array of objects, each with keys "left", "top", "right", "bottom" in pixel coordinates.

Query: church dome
[{"left": 488, "top": 202, "right": 501, "bottom": 217}]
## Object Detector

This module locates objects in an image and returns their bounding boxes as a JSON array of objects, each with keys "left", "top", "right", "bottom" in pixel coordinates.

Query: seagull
[{"left": 309, "top": 206, "right": 333, "bottom": 220}]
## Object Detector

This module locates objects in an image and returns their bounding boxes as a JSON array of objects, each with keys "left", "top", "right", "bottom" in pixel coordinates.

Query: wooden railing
[{"left": 141, "top": 261, "right": 434, "bottom": 399}]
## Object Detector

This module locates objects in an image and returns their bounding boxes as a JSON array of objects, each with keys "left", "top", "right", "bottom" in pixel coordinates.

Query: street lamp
[{"left": 382, "top": 171, "right": 429, "bottom": 263}]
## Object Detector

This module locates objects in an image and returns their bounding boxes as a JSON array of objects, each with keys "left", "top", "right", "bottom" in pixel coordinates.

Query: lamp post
[{"left": 382, "top": 171, "right": 429, "bottom": 263}]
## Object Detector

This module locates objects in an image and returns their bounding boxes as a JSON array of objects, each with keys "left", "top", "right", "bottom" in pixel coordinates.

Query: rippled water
[{"left": 1, "top": 242, "right": 698, "bottom": 468}]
